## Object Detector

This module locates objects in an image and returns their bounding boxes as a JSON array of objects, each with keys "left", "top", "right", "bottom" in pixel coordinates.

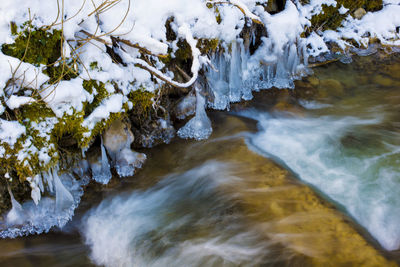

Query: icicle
[
  {"left": 74, "top": 159, "right": 90, "bottom": 179},
  {"left": 239, "top": 40, "right": 252, "bottom": 101},
  {"left": 26, "top": 175, "right": 43, "bottom": 205},
  {"left": 53, "top": 169, "right": 74, "bottom": 212},
  {"left": 177, "top": 84, "right": 212, "bottom": 140},
  {"left": 43, "top": 170, "right": 55, "bottom": 193},
  {"left": 228, "top": 41, "right": 242, "bottom": 102},
  {"left": 6, "top": 186, "right": 26, "bottom": 225},
  {"left": 90, "top": 137, "right": 112, "bottom": 184},
  {"left": 207, "top": 52, "right": 229, "bottom": 110}
]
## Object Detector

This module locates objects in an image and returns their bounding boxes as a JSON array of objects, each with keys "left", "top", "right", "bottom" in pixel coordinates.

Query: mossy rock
[
  {"left": 307, "top": 0, "right": 382, "bottom": 32},
  {"left": 2, "top": 25, "right": 77, "bottom": 84},
  {"left": 2, "top": 26, "right": 62, "bottom": 66}
]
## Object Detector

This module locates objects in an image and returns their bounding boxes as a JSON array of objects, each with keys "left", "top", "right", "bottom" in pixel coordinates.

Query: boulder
[{"left": 354, "top": 8, "right": 367, "bottom": 19}]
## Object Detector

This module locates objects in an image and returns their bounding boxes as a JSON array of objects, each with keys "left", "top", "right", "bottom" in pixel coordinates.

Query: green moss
[
  {"left": 18, "top": 101, "right": 54, "bottom": 122},
  {"left": 2, "top": 26, "right": 62, "bottom": 66},
  {"left": 197, "top": 39, "right": 220, "bottom": 54},
  {"left": 10, "top": 22, "right": 18, "bottom": 36},
  {"left": 44, "top": 62, "right": 78, "bottom": 84},
  {"left": 52, "top": 111, "right": 86, "bottom": 147},
  {"left": 83, "top": 80, "right": 111, "bottom": 116},
  {"left": 308, "top": 0, "right": 382, "bottom": 32},
  {"left": 128, "top": 89, "right": 154, "bottom": 118}
]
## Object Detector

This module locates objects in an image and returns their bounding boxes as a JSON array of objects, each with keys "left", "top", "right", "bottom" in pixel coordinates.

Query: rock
[
  {"left": 272, "top": 101, "right": 304, "bottom": 116},
  {"left": 103, "top": 119, "right": 134, "bottom": 162},
  {"left": 386, "top": 63, "right": 400, "bottom": 80},
  {"left": 134, "top": 118, "right": 175, "bottom": 148},
  {"left": 319, "top": 79, "right": 344, "bottom": 98},
  {"left": 102, "top": 119, "right": 147, "bottom": 177},
  {"left": 354, "top": 8, "right": 366, "bottom": 19},
  {"left": 307, "top": 76, "right": 320, "bottom": 87},
  {"left": 174, "top": 92, "right": 196, "bottom": 120},
  {"left": 373, "top": 74, "right": 394, "bottom": 87}
]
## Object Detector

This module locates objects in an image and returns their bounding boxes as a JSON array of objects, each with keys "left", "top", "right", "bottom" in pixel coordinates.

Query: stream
[{"left": 0, "top": 54, "right": 400, "bottom": 266}]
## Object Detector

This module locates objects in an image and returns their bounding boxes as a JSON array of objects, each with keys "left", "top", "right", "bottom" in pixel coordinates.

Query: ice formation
[
  {"left": 102, "top": 120, "right": 147, "bottom": 177},
  {"left": 115, "top": 148, "right": 147, "bottom": 177},
  {"left": 177, "top": 85, "right": 212, "bottom": 140},
  {"left": 90, "top": 138, "right": 113, "bottom": 185},
  {"left": 0, "top": 168, "right": 87, "bottom": 238},
  {"left": 6, "top": 187, "right": 26, "bottom": 226}
]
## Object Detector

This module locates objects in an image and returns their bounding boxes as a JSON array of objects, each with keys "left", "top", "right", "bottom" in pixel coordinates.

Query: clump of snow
[
  {"left": 6, "top": 95, "right": 34, "bottom": 109},
  {"left": 338, "top": 6, "right": 349, "bottom": 15},
  {"left": 83, "top": 94, "right": 125, "bottom": 135},
  {"left": 0, "top": 119, "right": 25, "bottom": 148},
  {"left": 40, "top": 78, "right": 93, "bottom": 118}
]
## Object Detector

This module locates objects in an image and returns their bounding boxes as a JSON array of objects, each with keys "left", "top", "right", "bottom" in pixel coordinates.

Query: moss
[
  {"left": 83, "top": 80, "right": 111, "bottom": 116},
  {"left": 44, "top": 62, "right": 78, "bottom": 84},
  {"left": 52, "top": 111, "right": 86, "bottom": 148},
  {"left": 2, "top": 26, "right": 62, "bottom": 66},
  {"left": 90, "top": 61, "right": 101, "bottom": 71},
  {"left": 19, "top": 101, "right": 54, "bottom": 122},
  {"left": 197, "top": 39, "right": 220, "bottom": 55},
  {"left": 2, "top": 24, "right": 79, "bottom": 84},
  {"left": 10, "top": 22, "right": 18, "bottom": 36},
  {"left": 308, "top": 0, "right": 382, "bottom": 32},
  {"left": 128, "top": 88, "right": 154, "bottom": 121}
]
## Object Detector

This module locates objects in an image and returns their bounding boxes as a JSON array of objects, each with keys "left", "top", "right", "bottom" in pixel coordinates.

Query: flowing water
[{"left": 1, "top": 54, "right": 400, "bottom": 266}]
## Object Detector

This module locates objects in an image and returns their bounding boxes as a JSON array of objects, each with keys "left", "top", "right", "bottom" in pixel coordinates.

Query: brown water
[{"left": 0, "top": 52, "right": 400, "bottom": 266}]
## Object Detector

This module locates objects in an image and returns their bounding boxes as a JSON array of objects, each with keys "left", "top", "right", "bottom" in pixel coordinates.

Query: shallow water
[{"left": 0, "top": 53, "right": 400, "bottom": 266}]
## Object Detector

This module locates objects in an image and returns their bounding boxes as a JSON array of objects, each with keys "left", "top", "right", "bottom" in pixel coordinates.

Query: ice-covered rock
[
  {"left": 175, "top": 92, "right": 196, "bottom": 120},
  {"left": 178, "top": 85, "right": 212, "bottom": 140},
  {"left": 103, "top": 119, "right": 146, "bottom": 177},
  {"left": 115, "top": 148, "right": 147, "bottom": 177}
]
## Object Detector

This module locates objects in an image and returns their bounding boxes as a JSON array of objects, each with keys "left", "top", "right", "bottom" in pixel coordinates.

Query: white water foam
[
  {"left": 82, "top": 161, "right": 273, "bottom": 267},
  {"left": 243, "top": 110, "right": 400, "bottom": 250}
]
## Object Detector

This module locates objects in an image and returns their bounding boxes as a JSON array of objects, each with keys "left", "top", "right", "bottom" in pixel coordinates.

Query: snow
[
  {"left": 0, "top": 119, "right": 25, "bottom": 147},
  {"left": 338, "top": 6, "right": 349, "bottom": 15},
  {"left": 83, "top": 94, "right": 125, "bottom": 133},
  {"left": 6, "top": 95, "right": 34, "bottom": 109},
  {"left": 40, "top": 78, "right": 92, "bottom": 118}
]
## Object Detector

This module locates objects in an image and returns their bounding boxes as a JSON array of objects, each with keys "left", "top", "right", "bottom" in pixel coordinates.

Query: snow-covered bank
[{"left": 0, "top": 0, "right": 399, "bottom": 236}]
